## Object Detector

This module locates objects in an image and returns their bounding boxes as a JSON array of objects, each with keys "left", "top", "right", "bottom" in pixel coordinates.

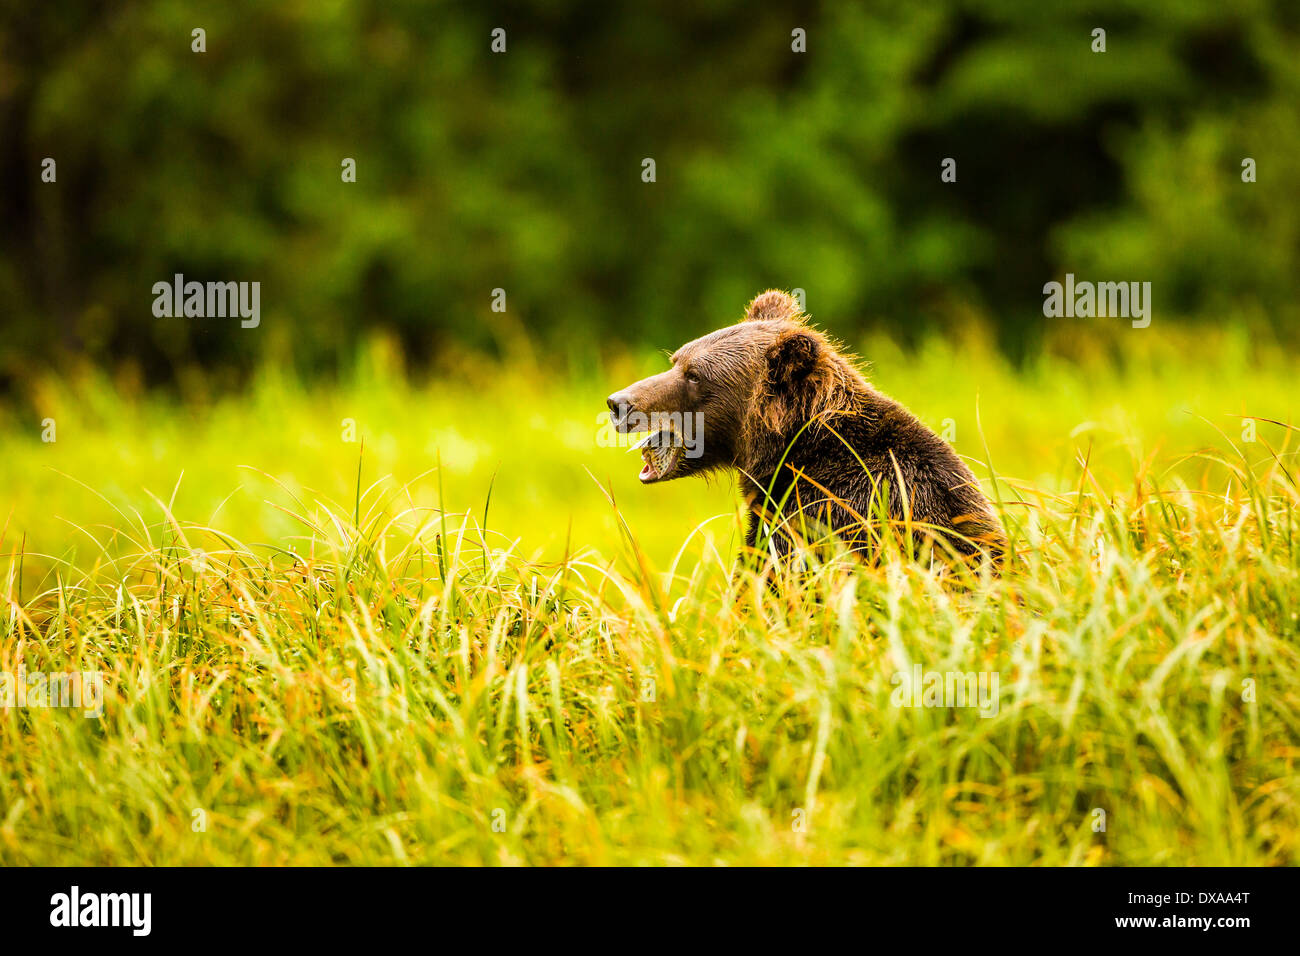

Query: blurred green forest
[{"left": 2, "top": 0, "right": 1298, "bottom": 390}]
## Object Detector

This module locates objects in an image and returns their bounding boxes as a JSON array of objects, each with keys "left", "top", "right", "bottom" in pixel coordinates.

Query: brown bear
[{"left": 605, "top": 290, "right": 1004, "bottom": 566}]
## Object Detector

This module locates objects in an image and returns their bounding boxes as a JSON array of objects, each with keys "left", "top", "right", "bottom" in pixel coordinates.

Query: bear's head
[{"left": 606, "top": 290, "right": 863, "bottom": 483}]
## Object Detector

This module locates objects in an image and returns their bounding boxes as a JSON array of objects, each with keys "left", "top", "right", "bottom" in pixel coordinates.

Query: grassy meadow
[{"left": 2, "top": 324, "right": 1298, "bottom": 865}]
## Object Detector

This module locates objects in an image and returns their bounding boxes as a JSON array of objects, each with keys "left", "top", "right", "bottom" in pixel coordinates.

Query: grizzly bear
[{"left": 606, "top": 290, "right": 1004, "bottom": 565}]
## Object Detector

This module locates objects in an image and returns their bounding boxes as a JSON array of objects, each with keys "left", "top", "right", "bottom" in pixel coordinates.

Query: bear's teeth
[{"left": 631, "top": 428, "right": 678, "bottom": 479}]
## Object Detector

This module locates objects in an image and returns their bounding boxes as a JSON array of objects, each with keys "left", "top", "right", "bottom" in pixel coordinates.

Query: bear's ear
[
  {"left": 744, "top": 290, "right": 800, "bottom": 323},
  {"left": 765, "top": 329, "right": 819, "bottom": 384},
  {"left": 759, "top": 329, "right": 821, "bottom": 432}
]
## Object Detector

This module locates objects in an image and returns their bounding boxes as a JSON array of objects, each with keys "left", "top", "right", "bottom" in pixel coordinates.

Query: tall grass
[{"left": 1, "top": 329, "right": 1297, "bottom": 864}]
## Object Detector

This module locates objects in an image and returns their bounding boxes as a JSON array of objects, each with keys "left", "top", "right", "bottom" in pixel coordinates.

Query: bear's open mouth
[{"left": 632, "top": 428, "right": 683, "bottom": 483}]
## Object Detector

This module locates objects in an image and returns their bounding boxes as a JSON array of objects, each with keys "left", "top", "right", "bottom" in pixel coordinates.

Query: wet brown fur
[{"left": 606, "top": 290, "right": 1005, "bottom": 566}]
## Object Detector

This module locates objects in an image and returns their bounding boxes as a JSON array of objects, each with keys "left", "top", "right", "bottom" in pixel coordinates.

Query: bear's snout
[
  {"left": 606, "top": 390, "right": 631, "bottom": 414},
  {"left": 606, "top": 369, "right": 685, "bottom": 433},
  {"left": 606, "top": 390, "right": 636, "bottom": 430}
]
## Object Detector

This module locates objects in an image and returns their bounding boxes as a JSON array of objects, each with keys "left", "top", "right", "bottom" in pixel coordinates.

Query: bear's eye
[{"left": 685, "top": 370, "right": 702, "bottom": 386}]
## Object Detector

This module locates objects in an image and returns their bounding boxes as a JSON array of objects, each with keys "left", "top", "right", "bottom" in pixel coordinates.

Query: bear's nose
[{"left": 607, "top": 391, "right": 635, "bottom": 428}]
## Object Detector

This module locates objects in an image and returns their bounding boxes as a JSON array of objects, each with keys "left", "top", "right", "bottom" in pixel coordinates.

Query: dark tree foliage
[{"left": 1, "top": 0, "right": 1296, "bottom": 385}]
